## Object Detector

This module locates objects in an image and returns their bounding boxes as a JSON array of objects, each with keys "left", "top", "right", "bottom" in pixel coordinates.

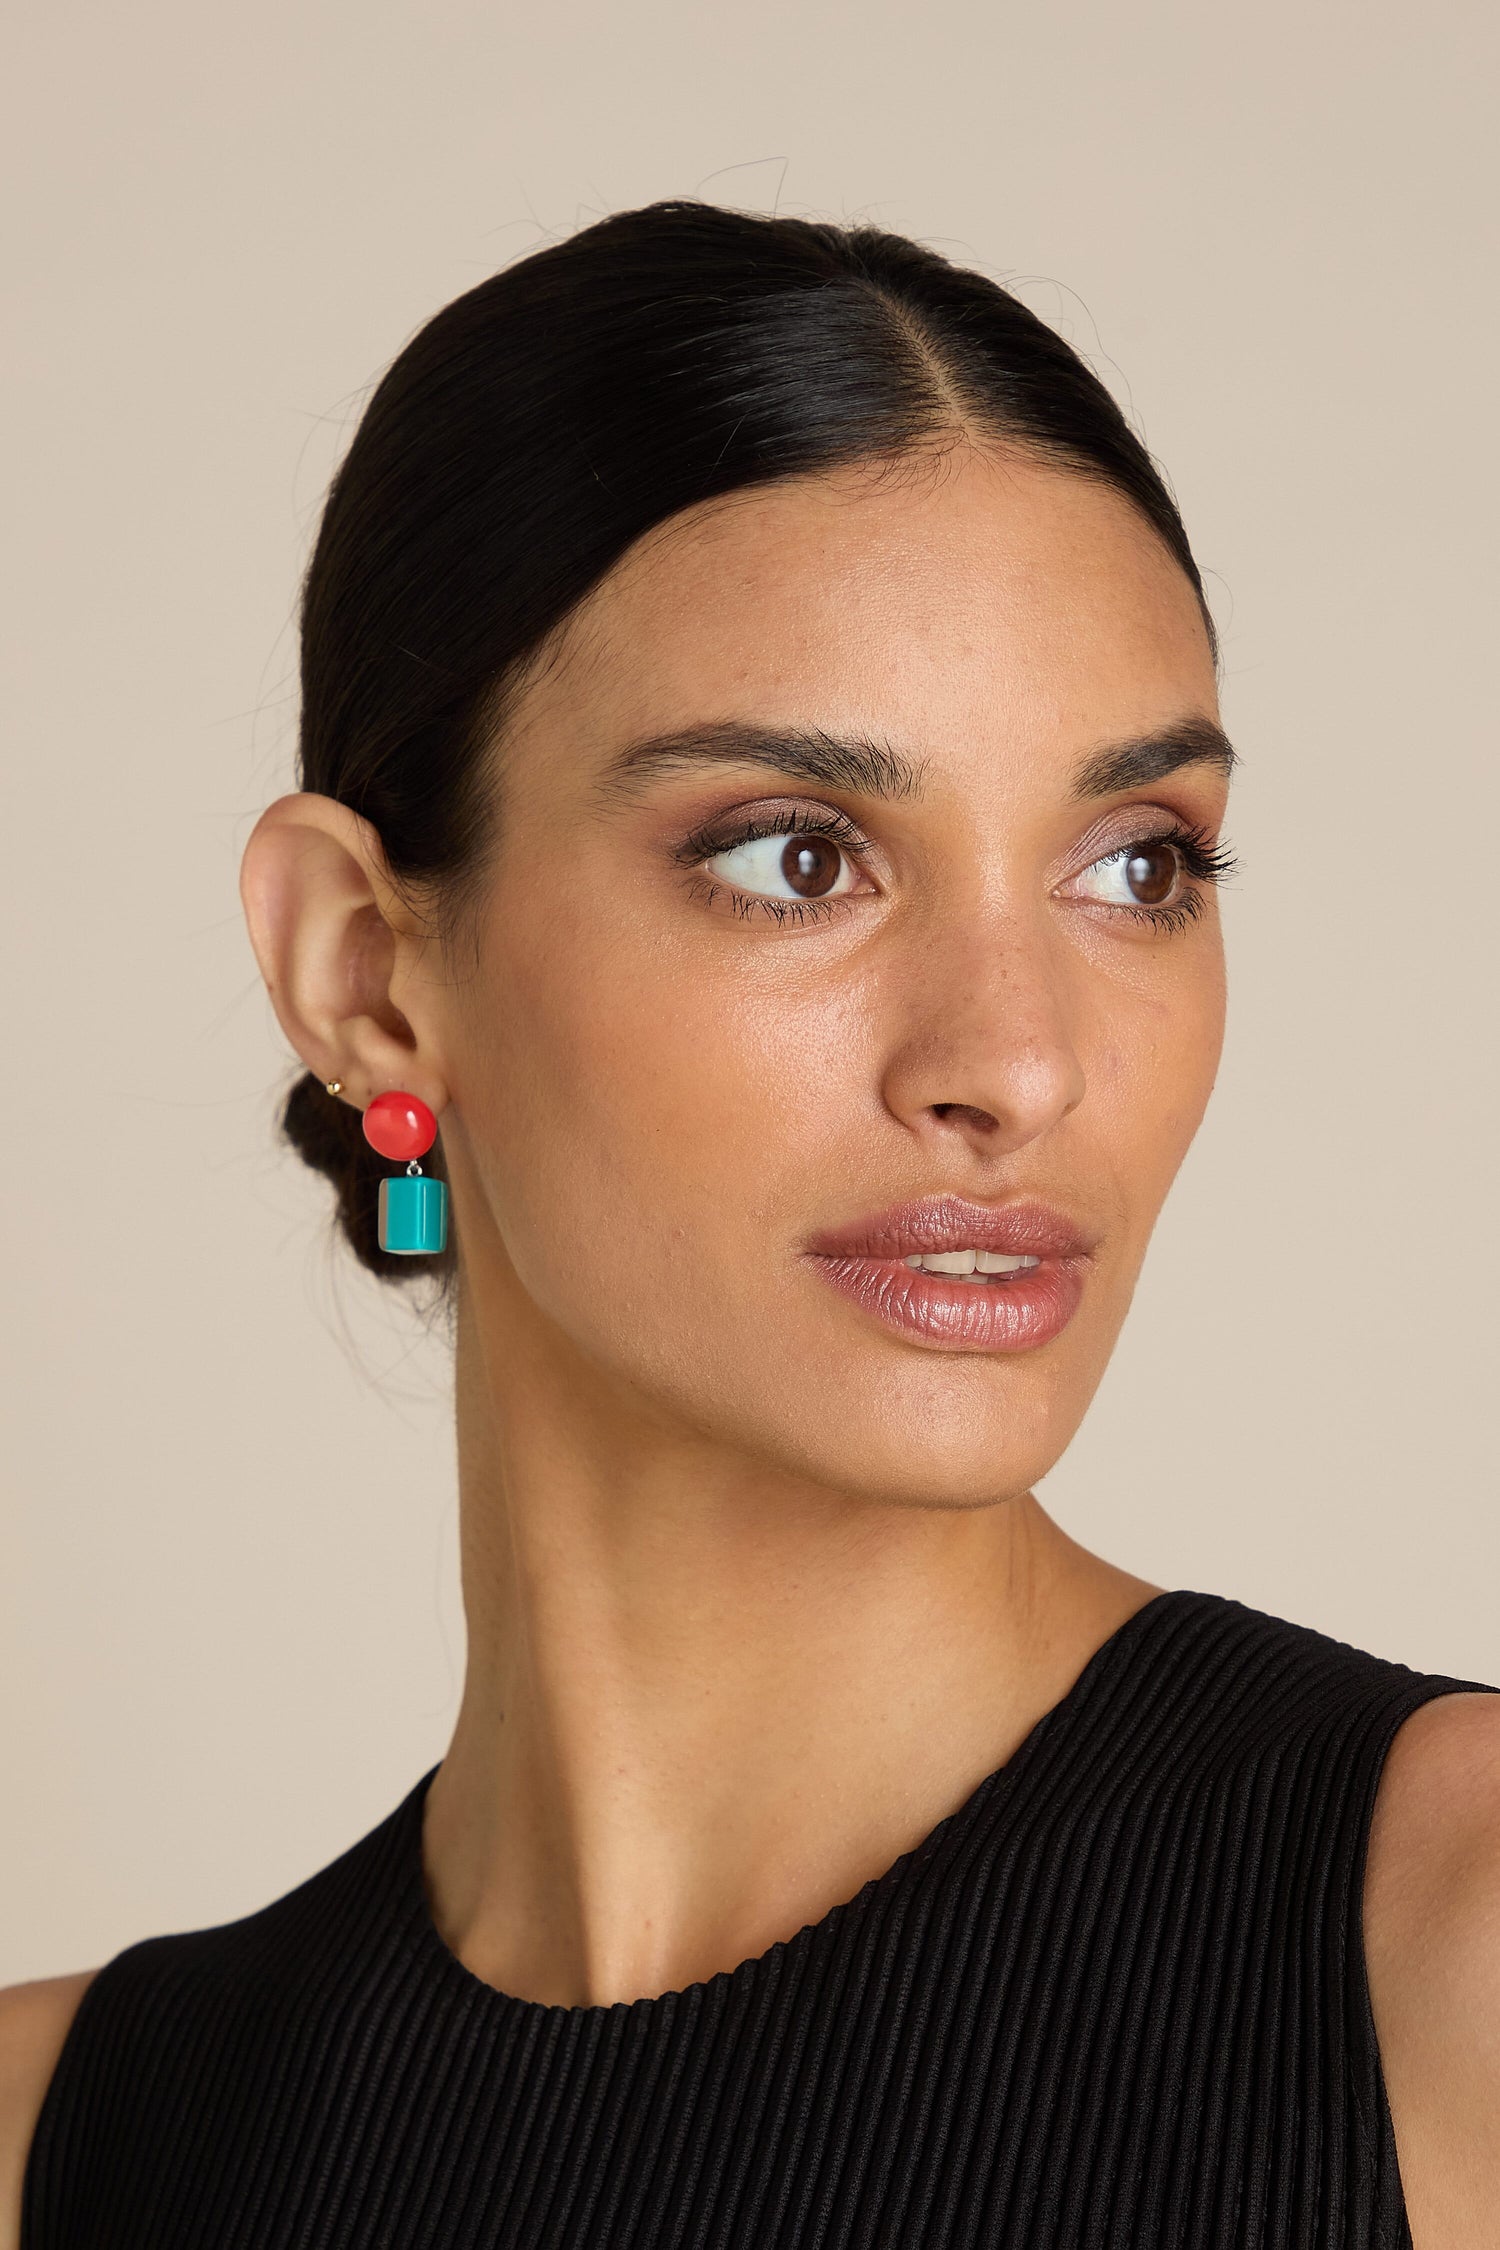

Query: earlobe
[{"left": 238, "top": 792, "right": 450, "bottom": 1118}]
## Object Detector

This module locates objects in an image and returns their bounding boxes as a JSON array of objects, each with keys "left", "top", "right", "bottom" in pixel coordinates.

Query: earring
[
  {"left": 325, "top": 1079, "right": 343, "bottom": 1096},
  {"left": 362, "top": 1091, "right": 448, "bottom": 1256}
]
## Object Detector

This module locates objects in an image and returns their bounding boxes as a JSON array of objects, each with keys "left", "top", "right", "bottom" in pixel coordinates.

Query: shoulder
[
  {"left": 0, "top": 1972, "right": 98, "bottom": 2250},
  {"left": 1365, "top": 1689, "right": 1500, "bottom": 2250}
]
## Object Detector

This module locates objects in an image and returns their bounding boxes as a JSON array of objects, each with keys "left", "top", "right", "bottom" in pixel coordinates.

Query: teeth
[{"left": 901, "top": 1249, "right": 1042, "bottom": 1276}]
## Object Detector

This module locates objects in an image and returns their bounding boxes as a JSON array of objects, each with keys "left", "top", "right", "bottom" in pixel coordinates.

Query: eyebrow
[
  {"left": 1069, "top": 717, "right": 1239, "bottom": 799},
  {"left": 594, "top": 713, "right": 1237, "bottom": 807},
  {"left": 596, "top": 722, "right": 926, "bottom": 804}
]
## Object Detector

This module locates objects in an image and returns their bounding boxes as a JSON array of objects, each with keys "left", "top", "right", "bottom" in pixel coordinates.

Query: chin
[
  {"left": 539, "top": 1248, "right": 1114, "bottom": 1507},
  {"left": 670, "top": 1354, "right": 1084, "bottom": 1511}
]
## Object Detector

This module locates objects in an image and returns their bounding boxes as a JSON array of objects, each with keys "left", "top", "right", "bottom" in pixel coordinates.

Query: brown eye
[
  {"left": 702, "top": 823, "right": 859, "bottom": 905},
  {"left": 1123, "top": 841, "right": 1180, "bottom": 907},
  {"left": 781, "top": 836, "right": 842, "bottom": 898}
]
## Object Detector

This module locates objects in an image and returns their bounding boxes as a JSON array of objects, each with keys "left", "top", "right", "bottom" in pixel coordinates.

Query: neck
[{"left": 422, "top": 1277, "right": 1156, "bottom": 2010}]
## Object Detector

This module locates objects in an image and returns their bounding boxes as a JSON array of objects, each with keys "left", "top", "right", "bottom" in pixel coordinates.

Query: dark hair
[{"left": 283, "top": 198, "right": 1214, "bottom": 1282}]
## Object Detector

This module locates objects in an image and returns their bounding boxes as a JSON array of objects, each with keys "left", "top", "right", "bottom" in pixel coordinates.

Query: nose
[{"left": 878, "top": 906, "right": 1086, "bottom": 1162}]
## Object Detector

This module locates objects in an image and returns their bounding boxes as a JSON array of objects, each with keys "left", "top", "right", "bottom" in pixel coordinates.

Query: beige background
[{"left": 4, "top": 0, "right": 1495, "bottom": 1985}]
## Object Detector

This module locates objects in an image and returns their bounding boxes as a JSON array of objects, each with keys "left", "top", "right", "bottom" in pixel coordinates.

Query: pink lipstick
[{"left": 803, "top": 1195, "right": 1096, "bottom": 1354}]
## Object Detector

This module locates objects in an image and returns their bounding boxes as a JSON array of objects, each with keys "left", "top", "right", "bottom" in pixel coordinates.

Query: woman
[{"left": 3, "top": 200, "right": 1496, "bottom": 2247}]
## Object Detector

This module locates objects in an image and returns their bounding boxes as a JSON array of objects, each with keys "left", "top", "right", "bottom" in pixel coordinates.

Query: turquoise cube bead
[{"left": 377, "top": 1174, "right": 448, "bottom": 1255}]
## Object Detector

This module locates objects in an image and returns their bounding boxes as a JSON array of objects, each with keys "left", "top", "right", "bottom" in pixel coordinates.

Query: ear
[{"left": 239, "top": 793, "right": 451, "bottom": 1120}]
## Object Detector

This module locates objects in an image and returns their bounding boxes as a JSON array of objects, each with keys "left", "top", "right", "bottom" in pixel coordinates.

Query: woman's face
[{"left": 426, "top": 444, "right": 1230, "bottom": 1507}]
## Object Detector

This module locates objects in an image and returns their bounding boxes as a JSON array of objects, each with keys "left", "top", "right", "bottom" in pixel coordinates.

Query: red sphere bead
[{"left": 362, "top": 1090, "right": 438, "bottom": 1161}]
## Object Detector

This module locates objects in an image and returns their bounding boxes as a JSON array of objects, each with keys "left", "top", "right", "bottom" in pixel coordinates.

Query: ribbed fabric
[{"left": 23, "top": 1591, "right": 1495, "bottom": 2248}]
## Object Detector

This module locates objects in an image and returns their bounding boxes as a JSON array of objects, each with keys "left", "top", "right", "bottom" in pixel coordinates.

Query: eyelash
[
  {"left": 678, "top": 808, "right": 1239, "bottom": 931},
  {"left": 1107, "top": 823, "right": 1241, "bottom": 933}
]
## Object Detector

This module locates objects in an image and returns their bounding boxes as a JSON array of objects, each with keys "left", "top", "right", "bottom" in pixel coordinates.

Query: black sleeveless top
[{"left": 24, "top": 1591, "right": 1495, "bottom": 2248}]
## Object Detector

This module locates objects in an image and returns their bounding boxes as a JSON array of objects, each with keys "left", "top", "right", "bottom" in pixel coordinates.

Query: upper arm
[
  {"left": 0, "top": 1973, "right": 97, "bottom": 2250},
  {"left": 1364, "top": 1690, "right": 1500, "bottom": 2250}
]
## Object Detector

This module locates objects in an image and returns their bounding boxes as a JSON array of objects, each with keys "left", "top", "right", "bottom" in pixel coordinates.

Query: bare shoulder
[
  {"left": 0, "top": 1972, "right": 98, "bottom": 2250},
  {"left": 1364, "top": 1690, "right": 1500, "bottom": 2250}
]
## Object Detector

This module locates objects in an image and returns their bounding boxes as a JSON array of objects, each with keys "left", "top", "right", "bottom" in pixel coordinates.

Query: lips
[
  {"left": 803, "top": 1195, "right": 1097, "bottom": 1354},
  {"left": 806, "top": 1195, "right": 1097, "bottom": 1264}
]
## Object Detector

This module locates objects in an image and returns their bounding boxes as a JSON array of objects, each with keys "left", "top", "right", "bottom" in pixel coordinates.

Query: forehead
[{"left": 512, "top": 445, "right": 1219, "bottom": 774}]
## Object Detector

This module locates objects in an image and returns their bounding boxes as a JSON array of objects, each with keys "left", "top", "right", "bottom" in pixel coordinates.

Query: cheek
[
  {"left": 1090, "top": 963, "right": 1225, "bottom": 1202},
  {"left": 462, "top": 912, "right": 856, "bottom": 1325}
]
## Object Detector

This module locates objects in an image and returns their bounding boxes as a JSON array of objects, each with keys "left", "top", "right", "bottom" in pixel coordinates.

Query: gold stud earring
[{"left": 325, "top": 1079, "right": 343, "bottom": 1097}]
